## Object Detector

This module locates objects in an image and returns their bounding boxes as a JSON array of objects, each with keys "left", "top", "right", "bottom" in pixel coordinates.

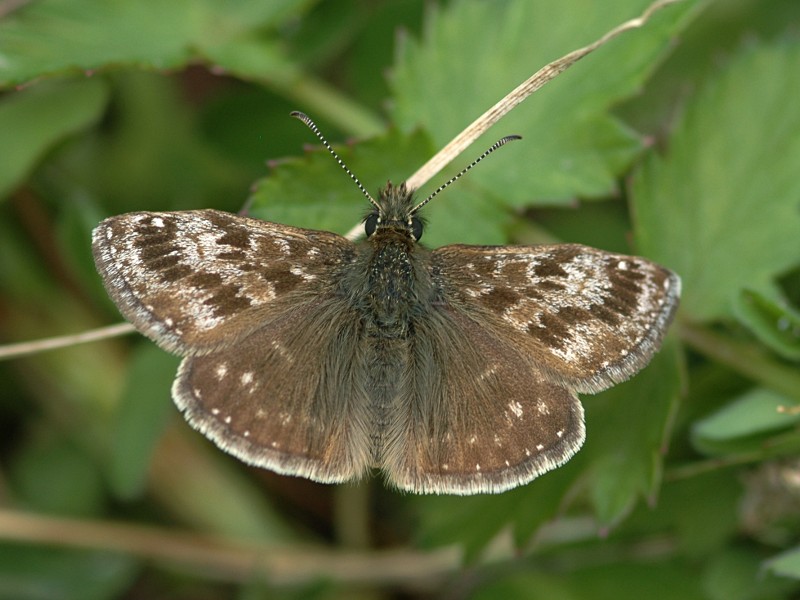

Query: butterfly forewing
[
  {"left": 432, "top": 244, "right": 680, "bottom": 394},
  {"left": 92, "top": 210, "right": 356, "bottom": 354}
]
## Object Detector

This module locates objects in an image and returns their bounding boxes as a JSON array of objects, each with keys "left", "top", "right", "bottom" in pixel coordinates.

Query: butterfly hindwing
[
  {"left": 381, "top": 305, "right": 585, "bottom": 494},
  {"left": 172, "top": 296, "right": 374, "bottom": 483}
]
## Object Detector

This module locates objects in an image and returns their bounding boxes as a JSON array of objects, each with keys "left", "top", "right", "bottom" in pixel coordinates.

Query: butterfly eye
[
  {"left": 364, "top": 213, "right": 379, "bottom": 237},
  {"left": 410, "top": 216, "right": 423, "bottom": 241}
]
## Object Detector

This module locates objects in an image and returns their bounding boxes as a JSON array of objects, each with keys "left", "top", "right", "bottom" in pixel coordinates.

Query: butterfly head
[
  {"left": 290, "top": 110, "right": 520, "bottom": 246},
  {"left": 363, "top": 182, "right": 424, "bottom": 242}
]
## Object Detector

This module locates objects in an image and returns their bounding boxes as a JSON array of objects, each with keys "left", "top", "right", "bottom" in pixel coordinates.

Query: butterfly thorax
[
  {"left": 358, "top": 183, "right": 426, "bottom": 339},
  {"left": 364, "top": 229, "right": 418, "bottom": 338}
]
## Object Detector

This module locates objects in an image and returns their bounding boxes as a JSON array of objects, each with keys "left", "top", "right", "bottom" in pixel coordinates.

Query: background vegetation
[{"left": 1, "top": 0, "right": 799, "bottom": 598}]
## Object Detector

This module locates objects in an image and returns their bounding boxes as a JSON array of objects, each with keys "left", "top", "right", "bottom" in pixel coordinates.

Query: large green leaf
[
  {"left": 390, "top": 0, "right": 696, "bottom": 212},
  {"left": 0, "top": 78, "right": 108, "bottom": 199},
  {"left": 248, "top": 127, "right": 443, "bottom": 237},
  {"left": 767, "top": 546, "right": 800, "bottom": 581},
  {"left": 733, "top": 289, "right": 800, "bottom": 361},
  {"left": 471, "top": 560, "right": 707, "bottom": 600},
  {"left": 693, "top": 388, "right": 800, "bottom": 444},
  {"left": 108, "top": 344, "right": 179, "bottom": 500},
  {"left": 0, "top": 544, "right": 136, "bottom": 600},
  {"left": 632, "top": 40, "right": 800, "bottom": 321},
  {"left": 0, "top": 0, "right": 307, "bottom": 86},
  {"left": 584, "top": 339, "right": 683, "bottom": 527}
]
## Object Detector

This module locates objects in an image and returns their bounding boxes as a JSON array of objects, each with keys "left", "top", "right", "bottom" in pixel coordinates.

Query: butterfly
[{"left": 92, "top": 113, "right": 680, "bottom": 494}]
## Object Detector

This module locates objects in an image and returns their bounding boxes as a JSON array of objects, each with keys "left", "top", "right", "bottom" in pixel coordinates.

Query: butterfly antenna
[
  {"left": 291, "top": 111, "right": 379, "bottom": 210},
  {"left": 410, "top": 134, "right": 522, "bottom": 215}
]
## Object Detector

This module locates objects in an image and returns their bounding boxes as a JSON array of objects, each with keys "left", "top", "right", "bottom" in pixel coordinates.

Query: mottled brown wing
[
  {"left": 92, "top": 210, "right": 356, "bottom": 355},
  {"left": 172, "top": 298, "right": 374, "bottom": 483},
  {"left": 431, "top": 244, "right": 681, "bottom": 394},
  {"left": 380, "top": 306, "right": 585, "bottom": 494}
]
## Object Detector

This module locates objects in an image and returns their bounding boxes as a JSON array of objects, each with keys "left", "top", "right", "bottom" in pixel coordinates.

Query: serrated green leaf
[
  {"left": 633, "top": 41, "right": 800, "bottom": 321},
  {"left": 248, "top": 127, "right": 436, "bottom": 234},
  {"left": 109, "top": 344, "right": 180, "bottom": 500},
  {"left": 585, "top": 339, "right": 682, "bottom": 527},
  {"left": 390, "top": 0, "right": 696, "bottom": 205},
  {"left": 692, "top": 388, "right": 800, "bottom": 444},
  {"left": 733, "top": 289, "right": 800, "bottom": 361},
  {"left": 0, "top": 0, "right": 307, "bottom": 86},
  {"left": 0, "top": 78, "right": 108, "bottom": 199}
]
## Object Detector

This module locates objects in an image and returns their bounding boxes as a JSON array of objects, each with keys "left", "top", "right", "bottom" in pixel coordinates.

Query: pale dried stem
[
  {"left": 403, "top": 0, "right": 683, "bottom": 192},
  {"left": 0, "top": 322, "right": 136, "bottom": 361},
  {"left": 0, "top": 508, "right": 460, "bottom": 587}
]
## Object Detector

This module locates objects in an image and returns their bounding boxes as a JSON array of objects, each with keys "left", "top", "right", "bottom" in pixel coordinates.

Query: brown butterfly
[{"left": 92, "top": 113, "right": 679, "bottom": 494}]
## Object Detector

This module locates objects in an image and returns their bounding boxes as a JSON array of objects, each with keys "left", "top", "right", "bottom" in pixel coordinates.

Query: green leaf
[
  {"left": 703, "top": 547, "right": 797, "bottom": 600},
  {"left": 0, "top": 544, "right": 137, "bottom": 600},
  {"left": 585, "top": 339, "right": 683, "bottom": 527},
  {"left": 766, "top": 546, "right": 800, "bottom": 581},
  {"left": 108, "top": 344, "right": 180, "bottom": 500},
  {"left": 692, "top": 388, "right": 800, "bottom": 447},
  {"left": 472, "top": 560, "right": 707, "bottom": 600},
  {"left": 0, "top": 0, "right": 308, "bottom": 86},
  {"left": 63, "top": 72, "right": 245, "bottom": 216},
  {"left": 390, "top": 0, "right": 696, "bottom": 205},
  {"left": 8, "top": 437, "right": 107, "bottom": 518},
  {"left": 632, "top": 40, "right": 800, "bottom": 321},
  {"left": 733, "top": 289, "right": 800, "bottom": 361},
  {"left": 0, "top": 78, "right": 108, "bottom": 199},
  {"left": 411, "top": 489, "right": 527, "bottom": 561},
  {"left": 248, "top": 127, "right": 443, "bottom": 237}
]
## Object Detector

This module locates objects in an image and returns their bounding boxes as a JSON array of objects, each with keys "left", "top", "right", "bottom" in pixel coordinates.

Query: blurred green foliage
[{"left": 1, "top": 0, "right": 799, "bottom": 598}]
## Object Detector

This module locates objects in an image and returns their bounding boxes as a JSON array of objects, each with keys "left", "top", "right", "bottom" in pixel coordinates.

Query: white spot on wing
[
  {"left": 215, "top": 364, "right": 228, "bottom": 379},
  {"left": 509, "top": 401, "right": 523, "bottom": 418},
  {"left": 241, "top": 372, "right": 254, "bottom": 385},
  {"left": 152, "top": 217, "right": 165, "bottom": 228}
]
